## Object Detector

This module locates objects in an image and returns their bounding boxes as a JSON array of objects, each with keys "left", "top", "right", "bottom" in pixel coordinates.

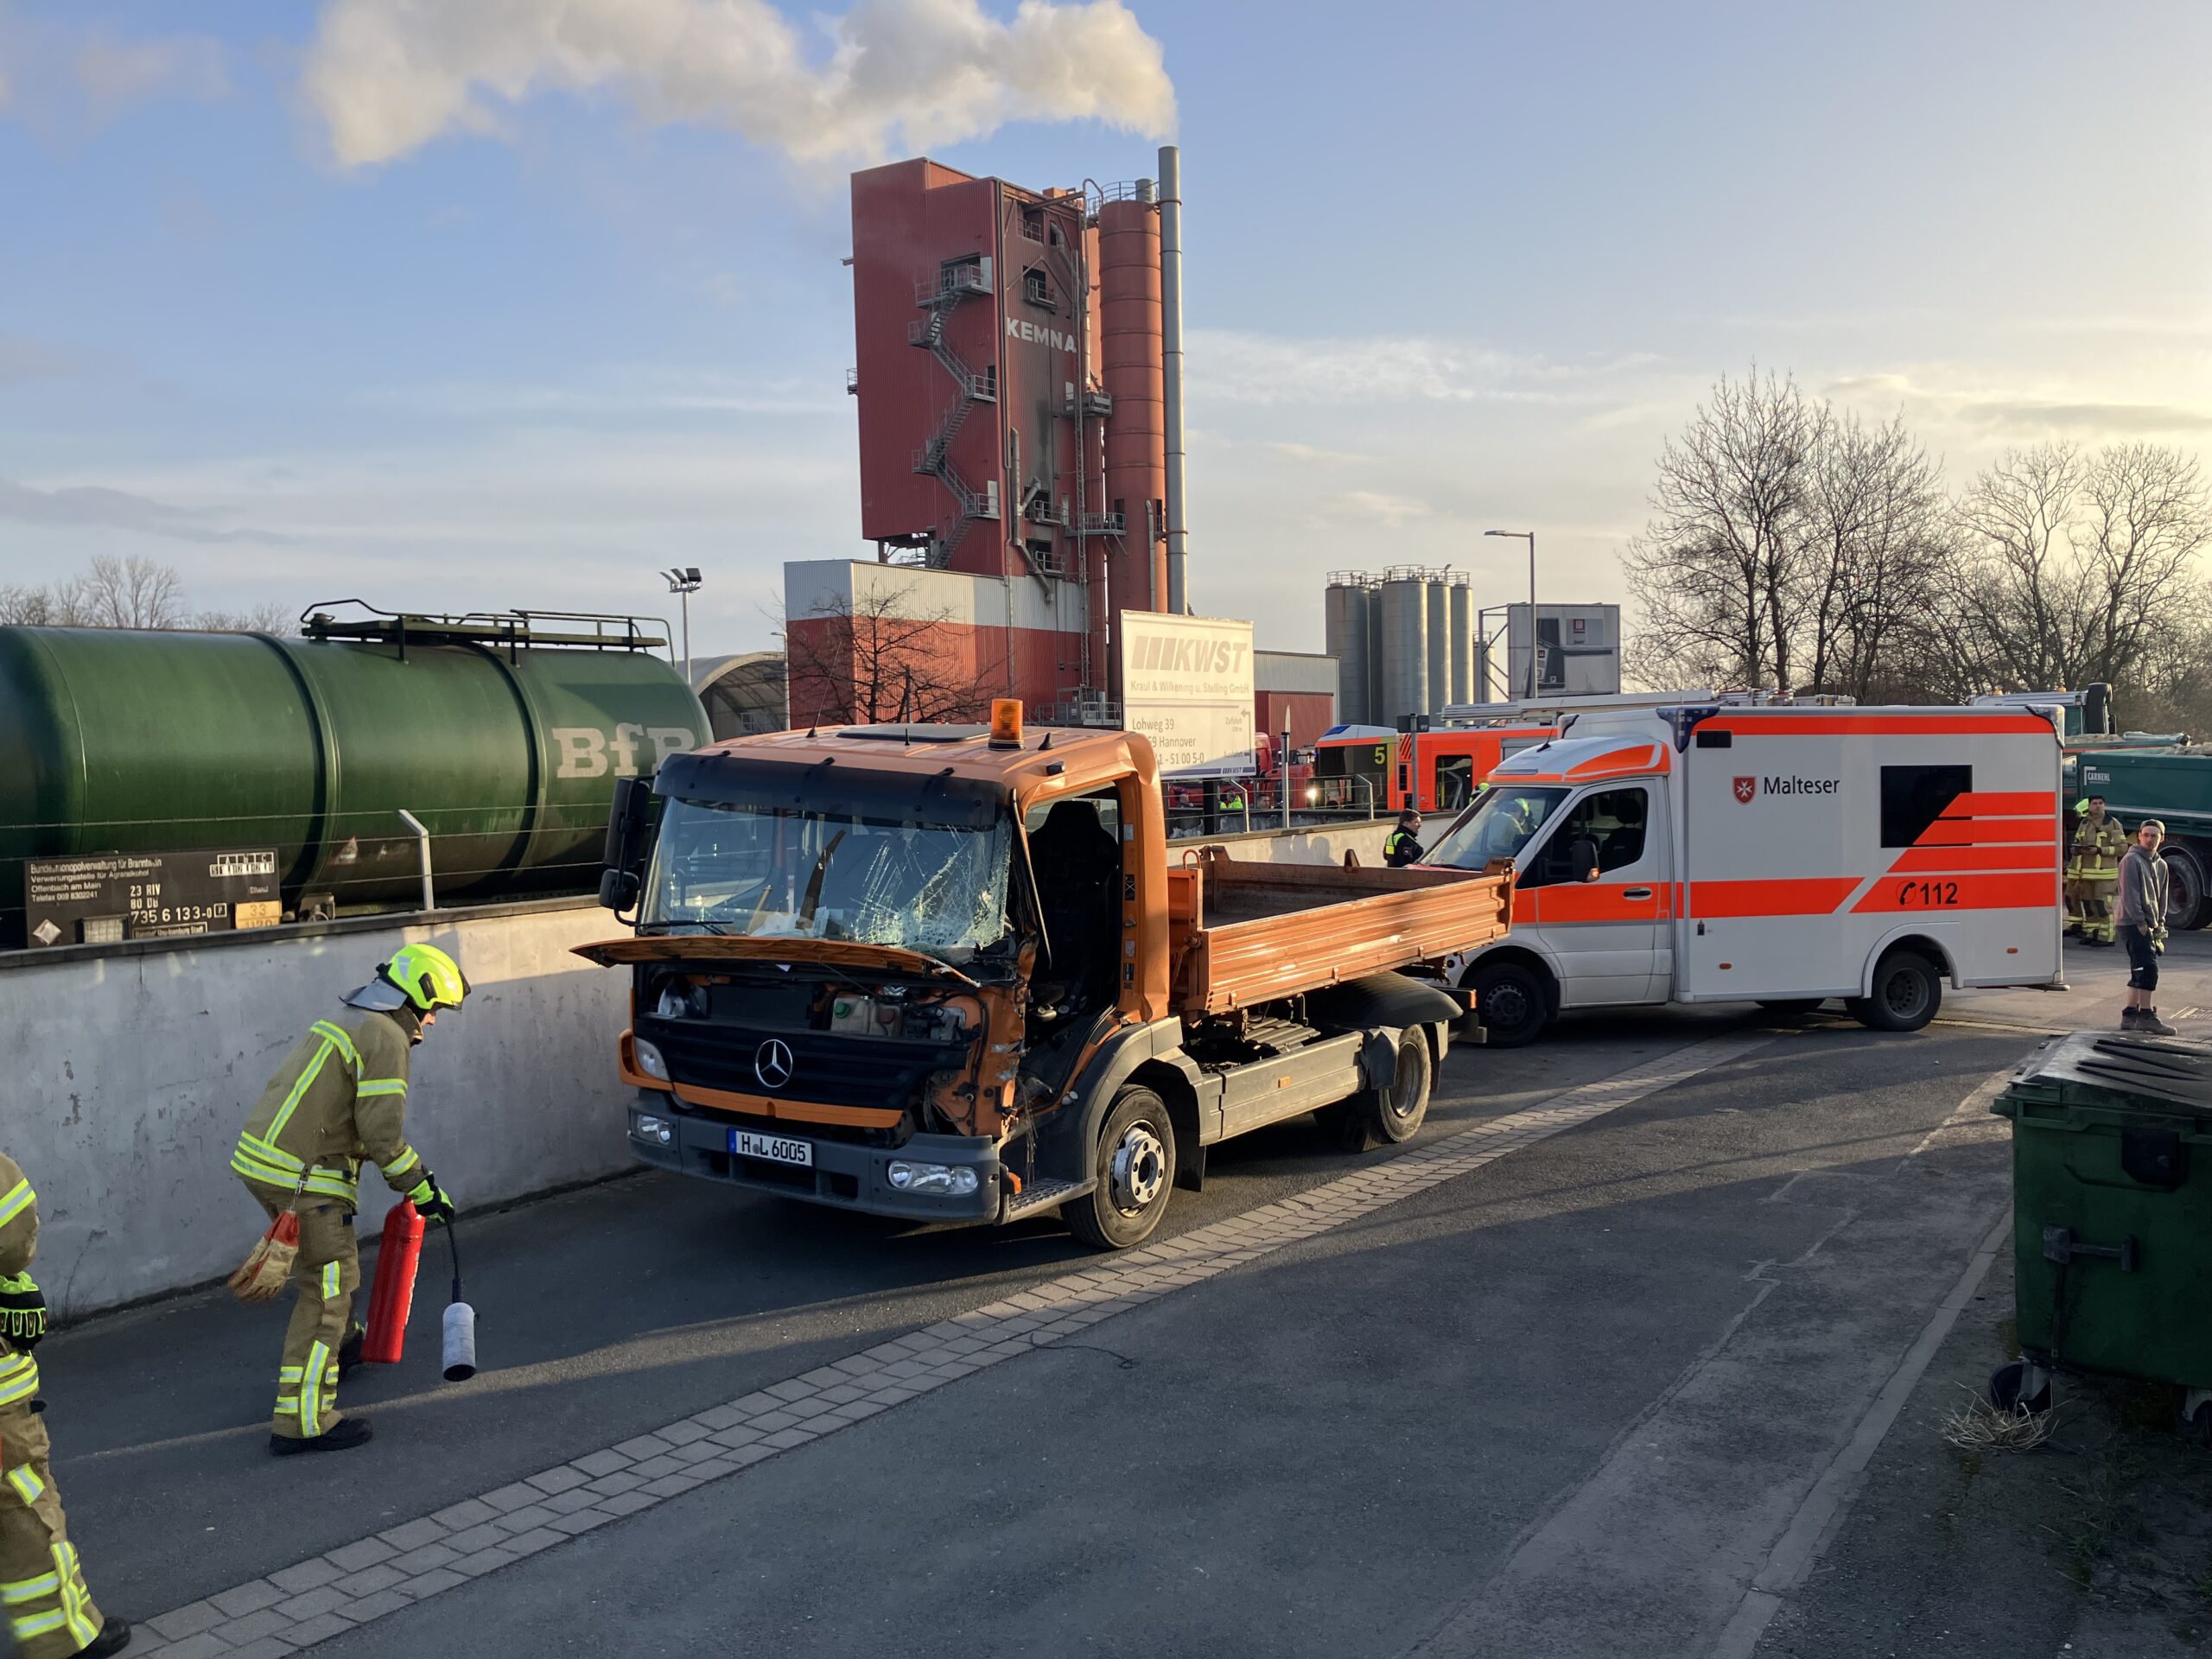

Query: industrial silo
[
  {"left": 1447, "top": 576, "right": 1474, "bottom": 706},
  {"left": 1324, "top": 576, "right": 1370, "bottom": 727},
  {"left": 1364, "top": 585, "right": 1383, "bottom": 726},
  {"left": 1424, "top": 577, "right": 1448, "bottom": 718},
  {"left": 1378, "top": 573, "right": 1429, "bottom": 728}
]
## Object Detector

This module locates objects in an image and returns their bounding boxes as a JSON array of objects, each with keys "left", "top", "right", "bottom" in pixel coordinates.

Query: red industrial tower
[{"left": 817, "top": 155, "right": 1179, "bottom": 724}]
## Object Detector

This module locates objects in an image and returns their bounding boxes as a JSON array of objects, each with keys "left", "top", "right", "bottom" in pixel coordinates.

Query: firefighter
[
  {"left": 232, "top": 944, "right": 466, "bottom": 1455},
  {"left": 0, "top": 1155, "right": 131, "bottom": 1657},
  {"left": 2062, "top": 798, "right": 2085, "bottom": 938},
  {"left": 1384, "top": 810, "right": 1426, "bottom": 868},
  {"left": 2073, "top": 795, "right": 2126, "bottom": 947}
]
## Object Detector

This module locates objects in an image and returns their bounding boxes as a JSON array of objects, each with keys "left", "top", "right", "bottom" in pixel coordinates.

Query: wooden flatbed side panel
[{"left": 1182, "top": 873, "right": 1511, "bottom": 1015}]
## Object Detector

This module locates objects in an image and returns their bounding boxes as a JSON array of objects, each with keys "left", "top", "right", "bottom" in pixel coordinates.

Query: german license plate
[{"left": 731, "top": 1129, "right": 814, "bottom": 1168}]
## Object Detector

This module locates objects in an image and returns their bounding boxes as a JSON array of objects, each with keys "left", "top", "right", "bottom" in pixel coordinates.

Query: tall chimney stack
[{"left": 1158, "top": 144, "right": 1188, "bottom": 615}]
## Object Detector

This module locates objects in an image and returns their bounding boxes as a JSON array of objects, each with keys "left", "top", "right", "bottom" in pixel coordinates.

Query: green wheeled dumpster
[{"left": 1989, "top": 1032, "right": 2212, "bottom": 1437}]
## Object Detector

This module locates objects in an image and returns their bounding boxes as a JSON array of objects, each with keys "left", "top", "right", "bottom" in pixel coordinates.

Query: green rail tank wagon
[{"left": 0, "top": 606, "right": 709, "bottom": 948}]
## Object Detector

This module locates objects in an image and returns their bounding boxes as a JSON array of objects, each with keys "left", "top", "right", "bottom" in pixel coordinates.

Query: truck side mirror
[{"left": 600, "top": 777, "right": 658, "bottom": 911}]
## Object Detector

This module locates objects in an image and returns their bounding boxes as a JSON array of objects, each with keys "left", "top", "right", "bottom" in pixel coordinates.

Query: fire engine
[
  {"left": 1313, "top": 720, "right": 1560, "bottom": 815},
  {"left": 1421, "top": 696, "right": 2066, "bottom": 1044}
]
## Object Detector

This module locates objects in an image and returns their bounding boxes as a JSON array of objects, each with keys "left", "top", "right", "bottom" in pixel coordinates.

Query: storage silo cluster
[{"left": 1324, "top": 569, "right": 1478, "bottom": 730}]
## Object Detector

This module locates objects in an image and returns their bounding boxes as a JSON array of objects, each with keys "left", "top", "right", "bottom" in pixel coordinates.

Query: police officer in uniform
[{"left": 1384, "top": 810, "right": 1426, "bottom": 868}]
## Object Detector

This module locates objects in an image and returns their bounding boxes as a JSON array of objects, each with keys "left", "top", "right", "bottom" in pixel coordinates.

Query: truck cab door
[{"left": 1517, "top": 783, "right": 1669, "bottom": 1006}]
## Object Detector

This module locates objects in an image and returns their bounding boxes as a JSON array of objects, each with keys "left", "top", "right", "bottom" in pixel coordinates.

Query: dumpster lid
[{"left": 2006, "top": 1032, "right": 2212, "bottom": 1115}]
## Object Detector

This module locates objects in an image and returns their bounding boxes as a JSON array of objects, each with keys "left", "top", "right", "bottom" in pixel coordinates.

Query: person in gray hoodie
[{"left": 2115, "top": 818, "right": 2175, "bottom": 1035}]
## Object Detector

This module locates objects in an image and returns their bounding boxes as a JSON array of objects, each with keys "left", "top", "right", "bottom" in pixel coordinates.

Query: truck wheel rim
[
  {"left": 1109, "top": 1123, "right": 1167, "bottom": 1213},
  {"left": 1885, "top": 973, "right": 1925, "bottom": 1017},
  {"left": 1490, "top": 983, "right": 1531, "bottom": 1030},
  {"left": 1389, "top": 1052, "right": 1424, "bottom": 1120}
]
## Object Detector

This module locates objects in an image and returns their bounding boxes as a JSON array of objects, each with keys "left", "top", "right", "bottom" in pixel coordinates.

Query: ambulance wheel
[
  {"left": 1858, "top": 949, "right": 1942, "bottom": 1033},
  {"left": 1066, "top": 1087, "right": 1176, "bottom": 1251},
  {"left": 1469, "top": 960, "right": 1549, "bottom": 1048}
]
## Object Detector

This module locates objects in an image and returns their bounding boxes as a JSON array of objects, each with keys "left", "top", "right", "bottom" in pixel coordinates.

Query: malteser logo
[{"left": 1733, "top": 776, "right": 1757, "bottom": 804}]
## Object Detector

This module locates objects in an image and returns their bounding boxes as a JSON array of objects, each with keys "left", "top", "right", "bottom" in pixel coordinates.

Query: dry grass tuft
[{"left": 1944, "top": 1383, "right": 2057, "bottom": 1452}]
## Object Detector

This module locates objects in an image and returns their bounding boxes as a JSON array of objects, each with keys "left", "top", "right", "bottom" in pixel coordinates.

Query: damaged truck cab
[{"left": 578, "top": 704, "right": 1513, "bottom": 1249}]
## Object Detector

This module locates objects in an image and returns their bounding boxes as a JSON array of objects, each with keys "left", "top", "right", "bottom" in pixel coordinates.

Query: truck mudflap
[{"left": 626, "top": 1099, "right": 1002, "bottom": 1224}]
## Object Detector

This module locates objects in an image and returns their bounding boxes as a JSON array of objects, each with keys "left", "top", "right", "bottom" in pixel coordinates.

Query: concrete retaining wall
[{"left": 2, "top": 819, "right": 1390, "bottom": 1319}]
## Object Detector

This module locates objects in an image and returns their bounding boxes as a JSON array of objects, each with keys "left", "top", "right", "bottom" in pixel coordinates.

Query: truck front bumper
[{"left": 627, "top": 1100, "right": 1004, "bottom": 1224}]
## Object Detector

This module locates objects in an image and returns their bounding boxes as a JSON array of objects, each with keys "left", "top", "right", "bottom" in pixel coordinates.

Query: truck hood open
[{"left": 571, "top": 933, "right": 980, "bottom": 987}]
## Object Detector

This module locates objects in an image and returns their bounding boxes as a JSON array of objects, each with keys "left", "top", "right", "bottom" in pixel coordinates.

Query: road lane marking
[
  {"left": 128, "top": 1031, "right": 1773, "bottom": 1657},
  {"left": 1707, "top": 1212, "right": 2011, "bottom": 1659}
]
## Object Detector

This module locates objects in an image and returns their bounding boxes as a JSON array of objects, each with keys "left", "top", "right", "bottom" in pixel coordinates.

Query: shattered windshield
[
  {"left": 641, "top": 797, "right": 1014, "bottom": 958},
  {"left": 1422, "top": 785, "right": 1571, "bottom": 870}
]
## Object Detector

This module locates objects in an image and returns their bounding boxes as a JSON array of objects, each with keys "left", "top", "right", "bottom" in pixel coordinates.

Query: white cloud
[
  {"left": 0, "top": 9, "right": 227, "bottom": 132},
  {"left": 1189, "top": 329, "right": 1662, "bottom": 408},
  {"left": 1316, "top": 490, "right": 1431, "bottom": 529},
  {"left": 302, "top": 0, "right": 1175, "bottom": 169},
  {"left": 1828, "top": 371, "right": 2212, "bottom": 440}
]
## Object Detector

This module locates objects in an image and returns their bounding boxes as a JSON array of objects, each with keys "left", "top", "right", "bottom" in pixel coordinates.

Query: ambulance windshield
[{"left": 1424, "top": 785, "right": 1571, "bottom": 870}]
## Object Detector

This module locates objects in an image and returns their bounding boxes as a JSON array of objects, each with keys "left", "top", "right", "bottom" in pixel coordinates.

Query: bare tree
[
  {"left": 1796, "top": 410, "right": 1954, "bottom": 702},
  {"left": 77, "top": 556, "right": 186, "bottom": 628},
  {"left": 1622, "top": 368, "right": 1817, "bottom": 690},
  {"left": 1947, "top": 442, "right": 2210, "bottom": 693},
  {"left": 782, "top": 587, "right": 979, "bottom": 726},
  {"left": 194, "top": 602, "right": 295, "bottom": 633}
]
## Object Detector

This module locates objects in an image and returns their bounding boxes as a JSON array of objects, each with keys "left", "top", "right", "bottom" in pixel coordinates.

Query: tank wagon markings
[{"left": 131, "top": 1031, "right": 1769, "bottom": 1655}]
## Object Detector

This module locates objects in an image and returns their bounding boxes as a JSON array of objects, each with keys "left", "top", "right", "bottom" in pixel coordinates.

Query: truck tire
[
  {"left": 1364, "top": 1027, "right": 1433, "bottom": 1145},
  {"left": 2163, "top": 842, "right": 2210, "bottom": 930},
  {"left": 1065, "top": 1086, "right": 1178, "bottom": 1251},
  {"left": 1469, "top": 959, "right": 1548, "bottom": 1048},
  {"left": 1855, "top": 949, "right": 1942, "bottom": 1033}
]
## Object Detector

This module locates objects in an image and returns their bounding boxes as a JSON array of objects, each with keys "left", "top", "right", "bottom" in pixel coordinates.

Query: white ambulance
[{"left": 1421, "top": 698, "right": 2066, "bottom": 1044}]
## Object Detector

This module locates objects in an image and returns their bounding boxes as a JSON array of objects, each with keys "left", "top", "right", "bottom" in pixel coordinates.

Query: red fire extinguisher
[{"left": 360, "top": 1200, "right": 425, "bottom": 1364}]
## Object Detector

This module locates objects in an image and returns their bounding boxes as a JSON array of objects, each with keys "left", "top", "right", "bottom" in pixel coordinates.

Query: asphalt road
[{"left": 36, "top": 933, "right": 2205, "bottom": 1657}]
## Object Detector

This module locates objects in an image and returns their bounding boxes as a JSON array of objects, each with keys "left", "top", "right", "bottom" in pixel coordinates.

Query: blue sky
[{"left": 3, "top": 0, "right": 2207, "bottom": 658}]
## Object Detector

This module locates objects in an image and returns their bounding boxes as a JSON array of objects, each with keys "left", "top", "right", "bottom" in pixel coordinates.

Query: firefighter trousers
[
  {"left": 2079, "top": 874, "right": 2118, "bottom": 943},
  {"left": 0, "top": 1399, "right": 105, "bottom": 1658},
  {"left": 252, "top": 1194, "right": 359, "bottom": 1440}
]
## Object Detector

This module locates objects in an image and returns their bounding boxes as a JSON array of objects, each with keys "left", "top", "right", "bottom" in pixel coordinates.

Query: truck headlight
[
  {"left": 632, "top": 1113, "right": 674, "bottom": 1147},
  {"left": 633, "top": 1039, "right": 670, "bottom": 1081},
  {"left": 887, "top": 1160, "right": 979, "bottom": 1196}
]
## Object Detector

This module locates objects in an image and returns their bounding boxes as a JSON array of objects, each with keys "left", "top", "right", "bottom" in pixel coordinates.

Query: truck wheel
[
  {"left": 1066, "top": 1086, "right": 1177, "bottom": 1251},
  {"left": 1856, "top": 950, "right": 1942, "bottom": 1033},
  {"left": 1469, "top": 960, "right": 1548, "bottom": 1048},
  {"left": 1364, "top": 1028, "right": 1433, "bottom": 1145},
  {"left": 2163, "top": 842, "right": 2210, "bottom": 930}
]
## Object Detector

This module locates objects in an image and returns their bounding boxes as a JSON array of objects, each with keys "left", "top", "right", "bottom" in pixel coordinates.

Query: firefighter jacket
[
  {"left": 0, "top": 1154, "right": 41, "bottom": 1412},
  {"left": 231, "top": 1010, "right": 426, "bottom": 1211},
  {"left": 2073, "top": 815, "right": 2126, "bottom": 880}
]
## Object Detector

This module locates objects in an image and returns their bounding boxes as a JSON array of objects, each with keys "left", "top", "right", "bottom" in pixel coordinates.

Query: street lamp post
[
  {"left": 663, "top": 567, "right": 702, "bottom": 686},
  {"left": 1484, "top": 530, "right": 1537, "bottom": 699}
]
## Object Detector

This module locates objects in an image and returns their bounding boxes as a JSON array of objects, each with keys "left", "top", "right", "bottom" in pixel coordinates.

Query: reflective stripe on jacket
[
  {"left": 0, "top": 1153, "right": 39, "bottom": 1404},
  {"left": 2073, "top": 817, "right": 2126, "bottom": 879},
  {"left": 232, "top": 1011, "right": 423, "bottom": 1209}
]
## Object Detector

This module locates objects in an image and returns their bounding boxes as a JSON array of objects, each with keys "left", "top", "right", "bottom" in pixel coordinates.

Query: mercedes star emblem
[{"left": 753, "top": 1038, "right": 795, "bottom": 1090}]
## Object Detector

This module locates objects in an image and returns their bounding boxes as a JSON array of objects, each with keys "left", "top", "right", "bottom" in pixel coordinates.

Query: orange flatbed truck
[{"left": 576, "top": 702, "right": 1513, "bottom": 1248}]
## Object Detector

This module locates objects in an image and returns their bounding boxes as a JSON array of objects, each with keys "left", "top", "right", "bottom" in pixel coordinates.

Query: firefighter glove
[
  {"left": 407, "top": 1173, "right": 454, "bottom": 1224},
  {"left": 0, "top": 1273, "right": 48, "bottom": 1348}
]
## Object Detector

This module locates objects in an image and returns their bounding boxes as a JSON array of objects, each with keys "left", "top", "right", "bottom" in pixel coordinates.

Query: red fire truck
[{"left": 1313, "top": 721, "right": 1560, "bottom": 815}]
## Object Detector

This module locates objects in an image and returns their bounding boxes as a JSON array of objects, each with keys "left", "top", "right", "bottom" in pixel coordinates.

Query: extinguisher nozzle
[{"left": 442, "top": 1300, "right": 478, "bottom": 1382}]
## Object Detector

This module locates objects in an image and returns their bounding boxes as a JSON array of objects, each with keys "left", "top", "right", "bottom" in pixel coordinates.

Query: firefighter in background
[
  {"left": 1385, "top": 810, "right": 1426, "bottom": 868},
  {"left": 0, "top": 1154, "right": 131, "bottom": 1657},
  {"left": 232, "top": 944, "right": 465, "bottom": 1455},
  {"left": 2072, "top": 795, "right": 2127, "bottom": 947},
  {"left": 2062, "top": 798, "right": 2085, "bottom": 937}
]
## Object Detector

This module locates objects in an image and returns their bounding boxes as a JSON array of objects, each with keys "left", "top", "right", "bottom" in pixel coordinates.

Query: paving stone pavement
[{"left": 124, "top": 1031, "right": 1768, "bottom": 1656}]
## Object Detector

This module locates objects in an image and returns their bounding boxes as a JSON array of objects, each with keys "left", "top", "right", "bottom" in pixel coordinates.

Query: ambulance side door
[
  {"left": 1518, "top": 782, "right": 1670, "bottom": 1005},
  {"left": 1680, "top": 729, "right": 1852, "bottom": 997}
]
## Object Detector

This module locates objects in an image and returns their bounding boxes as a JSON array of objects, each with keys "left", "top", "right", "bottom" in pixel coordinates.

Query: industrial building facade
[{"left": 832, "top": 153, "right": 1185, "bottom": 718}]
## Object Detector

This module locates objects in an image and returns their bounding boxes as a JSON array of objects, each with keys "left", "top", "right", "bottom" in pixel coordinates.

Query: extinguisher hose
[{"left": 442, "top": 1216, "right": 463, "bottom": 1305}]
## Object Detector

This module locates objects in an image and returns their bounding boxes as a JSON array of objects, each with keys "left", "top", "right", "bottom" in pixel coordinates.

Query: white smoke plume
[{"left": 302, "top": 0, "right": 1176, "bottom": 168}]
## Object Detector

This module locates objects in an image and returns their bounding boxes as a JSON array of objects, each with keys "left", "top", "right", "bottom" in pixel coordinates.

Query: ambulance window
[
  {"left": 1880, "top": 766, "right": 1972, "bottom": 848},
  {"left": 1527, "top": 788, "right": 1648, "bottom": 887},
  {"left": 1434, "top": 755, "right": 1475, "bottom": 811}
]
